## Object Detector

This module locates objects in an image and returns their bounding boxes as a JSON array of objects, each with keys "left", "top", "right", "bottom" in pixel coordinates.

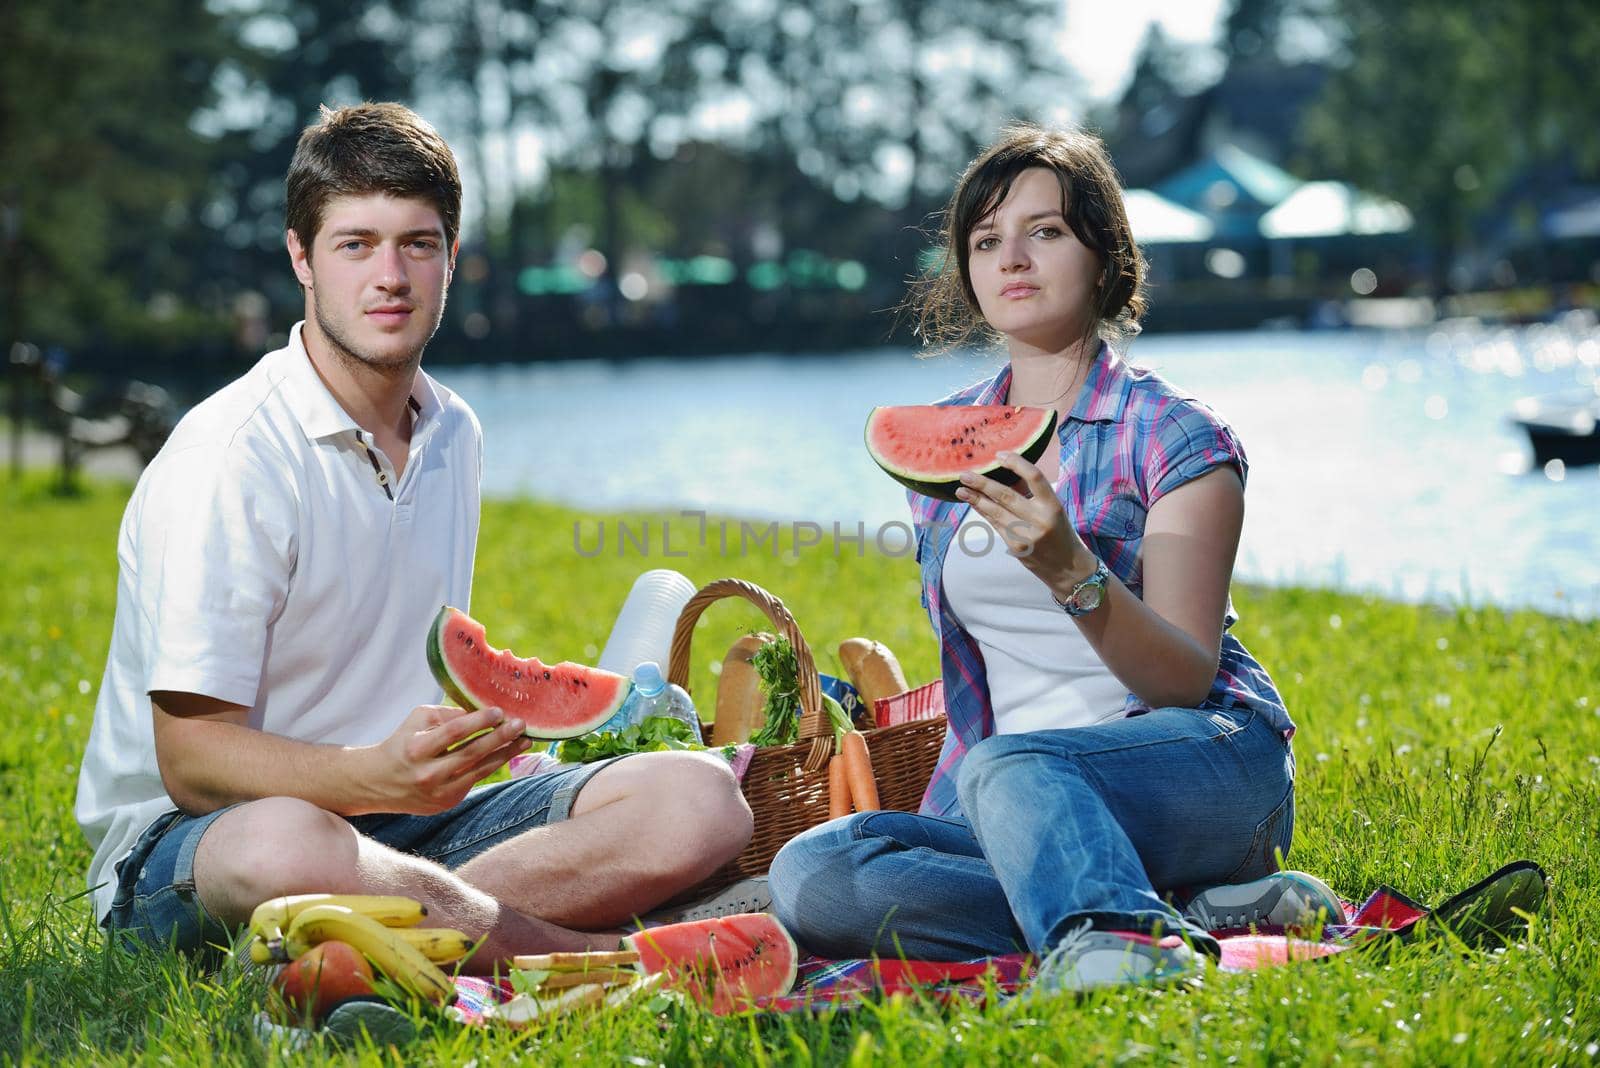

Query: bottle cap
[{"left": 632, "top": 661, "right": 666, "bottom": 695}]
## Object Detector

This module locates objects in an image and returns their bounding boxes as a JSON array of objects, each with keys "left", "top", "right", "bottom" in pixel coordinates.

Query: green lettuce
[{"left": 556, "top": 716, "right": 737, "bottom": 764}]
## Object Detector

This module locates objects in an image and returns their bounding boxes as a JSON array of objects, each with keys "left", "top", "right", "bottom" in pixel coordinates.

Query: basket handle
[{"left": 666, "top": 578, "right": 828, "bottom": 743}]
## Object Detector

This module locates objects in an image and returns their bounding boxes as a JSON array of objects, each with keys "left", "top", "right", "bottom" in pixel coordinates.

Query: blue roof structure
[{"left": 1154, "top": 144, "right": 1302, "bottom": 242}]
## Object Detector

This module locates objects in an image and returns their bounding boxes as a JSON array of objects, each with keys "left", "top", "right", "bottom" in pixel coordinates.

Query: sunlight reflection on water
[{"left": 436, "top": 317, "right": 1600, "bottom": 618}]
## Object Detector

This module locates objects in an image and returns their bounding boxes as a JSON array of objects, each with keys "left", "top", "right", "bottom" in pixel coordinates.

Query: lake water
[{"left": 434, "top": 318, "right": 1600, "bottom": 619}]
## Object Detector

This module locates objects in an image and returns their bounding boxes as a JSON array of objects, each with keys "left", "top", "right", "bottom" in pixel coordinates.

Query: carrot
[
  {"left": 840, "top": 730, "right": 880, "bottom": 812},
  {"left": 827, "top": 753, "right": 852, "bottom": 819}
]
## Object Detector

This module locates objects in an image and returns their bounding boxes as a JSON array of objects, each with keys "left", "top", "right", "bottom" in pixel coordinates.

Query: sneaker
[
  {"left": 1028, "top": 925, "right": 1200, "bottom": 996},
  {"left": 1182, "top": 870, "right": 1344, "bottom": 934},
  {"left": 643, "top": 876, "right": 772, "bottom": 926}
]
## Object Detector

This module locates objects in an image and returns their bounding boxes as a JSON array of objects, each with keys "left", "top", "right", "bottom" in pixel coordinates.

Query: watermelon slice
[
  {"left": 623, "top": 913, "right": 798, "bottom": 1015},
  {"left": 426, "top": 606, "right": 629, "bottom": 739},
  {"left": 864, "top": 404, "right": 1058, "bottom": 502}
]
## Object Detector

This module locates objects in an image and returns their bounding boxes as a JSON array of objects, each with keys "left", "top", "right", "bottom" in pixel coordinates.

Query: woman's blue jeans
[{"left": 768, "top": 705, "right": 1294, "bottom": 959}]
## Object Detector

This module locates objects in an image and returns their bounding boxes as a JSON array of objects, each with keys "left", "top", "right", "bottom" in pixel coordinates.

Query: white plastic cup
[{"left": 597, "top": 569, "right": 697, "bottom": 677}]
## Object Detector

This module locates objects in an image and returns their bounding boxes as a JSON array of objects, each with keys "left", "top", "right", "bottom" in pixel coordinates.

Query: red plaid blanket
[{"left": 447, "top": 861, "right": 1543, "bottom": 1020}]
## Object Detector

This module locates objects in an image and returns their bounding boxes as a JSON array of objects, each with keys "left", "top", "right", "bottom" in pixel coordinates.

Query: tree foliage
[
  {"left": 4, "top": 0, "right": 1078, "bottom": 357},
  {"left": 1, "top": 0, "right": 237, "bottom": 347},
  {"left": 1301, "top": 0, "right": 1600, "bottom": 292}
]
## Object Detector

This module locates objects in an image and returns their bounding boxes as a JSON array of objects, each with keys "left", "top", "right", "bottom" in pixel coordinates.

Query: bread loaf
[
  {"left": 837, "top": 638, "right": 910, "bottom": 708},
  {"left": 710, "top": 633, "right": 773, "bottom": 746}
]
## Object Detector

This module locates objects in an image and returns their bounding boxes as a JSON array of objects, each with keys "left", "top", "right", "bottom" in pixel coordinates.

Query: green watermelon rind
[
  {"left": 622, "top": 913, "right": 799, "bottom": 1014},
  {"left": 426, "top": 606, "right": 628, "bottom": 739},
  {"left": 426, "top": 607, "right": 479, "bottom": 711},
  {"left": 864, "top": 405, "right": 1058, "bottom": 502}
]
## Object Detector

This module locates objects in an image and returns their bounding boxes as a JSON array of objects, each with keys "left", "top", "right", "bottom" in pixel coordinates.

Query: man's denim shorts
[{"left": 104, "top": 761, "right": 614, "bottom": 954}]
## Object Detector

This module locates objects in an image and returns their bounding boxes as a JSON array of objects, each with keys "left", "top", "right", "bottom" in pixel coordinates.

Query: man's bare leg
[
  {"left": 193, "top": 797, "right": 613, "bottom": 972},
  {"left": 453, "top": 751, "right": 754, "bottom": 929}
]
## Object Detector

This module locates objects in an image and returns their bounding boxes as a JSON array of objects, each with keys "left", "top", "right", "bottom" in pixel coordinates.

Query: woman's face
[{"left": 965, "top": 167, "right": 1102, "bottom": 353}]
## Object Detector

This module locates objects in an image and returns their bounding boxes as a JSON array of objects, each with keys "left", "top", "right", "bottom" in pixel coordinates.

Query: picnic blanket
[{"left": 446, "top": 860, "right": 1546, "bottom": 1021}]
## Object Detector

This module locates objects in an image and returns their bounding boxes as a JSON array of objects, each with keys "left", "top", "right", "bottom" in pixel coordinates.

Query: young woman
[{"left": 768, "top": 124, "right": 1323, "bottom": 992}]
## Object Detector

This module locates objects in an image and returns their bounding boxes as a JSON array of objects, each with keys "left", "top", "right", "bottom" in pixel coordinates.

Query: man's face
[{"left": 287, "top": 193, "right": 455, "bottom": 375}]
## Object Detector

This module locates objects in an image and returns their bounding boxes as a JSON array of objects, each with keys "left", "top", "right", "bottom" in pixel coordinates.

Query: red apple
[{"left": 271, "top": 940, "right": 377, "bottom": 1023}]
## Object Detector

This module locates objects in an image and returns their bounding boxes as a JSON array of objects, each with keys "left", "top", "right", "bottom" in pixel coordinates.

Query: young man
[{"left": 74, "top": 103, "right": 752, "bottom": 968}]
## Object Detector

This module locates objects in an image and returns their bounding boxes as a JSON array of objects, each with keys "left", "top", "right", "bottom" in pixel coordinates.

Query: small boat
[{"left": 1511, "top": 392, "right": 1600, "bottom": 467}]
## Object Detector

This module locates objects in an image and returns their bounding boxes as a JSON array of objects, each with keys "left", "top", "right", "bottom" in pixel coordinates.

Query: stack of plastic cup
[{"left": 596, "top": 569, "right": 698, "bottom": 677}]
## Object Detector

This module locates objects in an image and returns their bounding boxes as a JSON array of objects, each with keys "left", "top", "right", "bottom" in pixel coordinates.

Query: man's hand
[{"left": 355, "top": 704, "right": 533, "bottom": 816}]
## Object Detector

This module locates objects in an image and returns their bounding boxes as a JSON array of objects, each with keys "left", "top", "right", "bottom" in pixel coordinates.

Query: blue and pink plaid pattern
[{"left": 908, "top": 345, "right": 1294, "bottom": 818}]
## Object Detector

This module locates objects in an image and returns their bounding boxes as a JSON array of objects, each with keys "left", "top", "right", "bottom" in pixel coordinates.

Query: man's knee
[
  {"left": 579, "top": 752, "right": 753, "bottom": 879},
  {"left": 587, "top": 751, "right": 751, "bottom": 830},
  {"left": 653, "top": 753, "right": 753, "bottom": 871},
  {"left": 676, "top": 753, "right": 753, "bottom": 837},
  {"left": 194, "top": 797, "right": 358, "bottom": 922}
]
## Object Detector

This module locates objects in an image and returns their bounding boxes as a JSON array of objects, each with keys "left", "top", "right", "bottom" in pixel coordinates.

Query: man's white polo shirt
[{"left": 75, "top": 322, "right": 482, "bottom": 923}]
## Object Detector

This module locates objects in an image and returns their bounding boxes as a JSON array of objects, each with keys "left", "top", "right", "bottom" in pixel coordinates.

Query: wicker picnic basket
[{"left": 666, "top": 578, "right": 947, "bottom": 899}]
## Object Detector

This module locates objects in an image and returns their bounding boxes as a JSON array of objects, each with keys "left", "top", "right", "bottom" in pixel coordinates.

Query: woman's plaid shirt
[{"left": 908, "top": 345, "right": 1294, "bottom": 818}]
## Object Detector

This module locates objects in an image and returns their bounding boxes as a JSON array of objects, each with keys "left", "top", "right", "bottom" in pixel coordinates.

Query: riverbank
[{"left": 3, "top": 477, "right": 1597, "bottom": 1063}]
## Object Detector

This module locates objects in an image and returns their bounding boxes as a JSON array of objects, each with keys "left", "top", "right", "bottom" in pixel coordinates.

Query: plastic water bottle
[
  {"left": 619, "top": 661, "right": 703, "bottom": 744},
  {"left": 597, "top": 569, "right": 697, "bottom": 677},
  {"left": 577, "top": 662, "right": 703, "bottom": 744}
]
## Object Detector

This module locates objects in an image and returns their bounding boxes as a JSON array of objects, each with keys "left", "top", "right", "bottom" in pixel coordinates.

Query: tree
[
  {"left": 1301, "top": 0, "right": 1600, "bottom": 296},
  {"left": 190, "top": 0, "right": 420, "bottom": 333},
  {"left": 0, "top": 0, "right": 239, "bottom": 351}
]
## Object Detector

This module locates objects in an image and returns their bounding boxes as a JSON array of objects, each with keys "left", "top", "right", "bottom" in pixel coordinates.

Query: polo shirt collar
[
  {"left": 280, "top": 321, "right": 440, "bottom": 443},
  {"left": 979, "top": 341, "right": 1133, "bottom": 426}
]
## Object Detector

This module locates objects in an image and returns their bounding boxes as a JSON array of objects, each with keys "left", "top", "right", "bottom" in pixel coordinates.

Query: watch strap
[{"left": 1054, "top": 559, "right": 1110, "bottom": 617}]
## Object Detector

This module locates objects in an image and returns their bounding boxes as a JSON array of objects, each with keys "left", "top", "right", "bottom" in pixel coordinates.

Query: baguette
[
  {"left": 534, "top": 968, "right": 638, "bottom": 990},
  {"left": 710, "top": 633, "right": 773, "bottom": 746},
  {"left": 512, "top": 949, "right": 641, "bottom": 972},
  {"left": 837, "top": 638, "right": 910, "bottom": 708}
]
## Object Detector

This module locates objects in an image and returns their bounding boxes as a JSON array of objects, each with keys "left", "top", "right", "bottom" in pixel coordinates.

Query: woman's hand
[{"left": 954, "top": 451, "right": 1098, "bottom": 598}]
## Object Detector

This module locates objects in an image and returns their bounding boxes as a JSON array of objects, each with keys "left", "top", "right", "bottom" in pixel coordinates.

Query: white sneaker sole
[{"left": 646, "top": 876, "right": 772, "bottom": 925}]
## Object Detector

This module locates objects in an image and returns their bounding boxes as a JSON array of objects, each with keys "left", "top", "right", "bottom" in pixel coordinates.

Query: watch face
[{"left": 1076, "top": 585, "right": 1103, "bottom": 612}]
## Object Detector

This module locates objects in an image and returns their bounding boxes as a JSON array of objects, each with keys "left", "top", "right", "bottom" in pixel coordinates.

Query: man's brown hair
[{"left": 285, "top": 102, "right": 462, "bottom": 253}]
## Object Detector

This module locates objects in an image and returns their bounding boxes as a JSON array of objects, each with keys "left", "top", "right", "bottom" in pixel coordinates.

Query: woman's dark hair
[
  {"left": 286, "top": 102, "right": 462, "bottom": 254},
  {"left": 910, "top": 122, "right": 1147, "bottom": 352}
]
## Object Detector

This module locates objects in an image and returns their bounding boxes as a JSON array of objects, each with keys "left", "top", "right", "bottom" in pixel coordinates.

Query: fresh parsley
[
  {"left": 748, "top": 636, "right": 802, "bottom": 747},
  {"left": 556, "top": 716, "right": 736, "bottom": 764}
]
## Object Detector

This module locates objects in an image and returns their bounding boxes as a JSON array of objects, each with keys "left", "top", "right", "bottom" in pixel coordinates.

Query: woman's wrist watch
[{"left": 1053, "top": 559, "right": 1111, "bottom": 617}]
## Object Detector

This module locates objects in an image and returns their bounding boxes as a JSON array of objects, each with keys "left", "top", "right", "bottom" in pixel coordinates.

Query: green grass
[{"left": 2, "top": 474, "right": 1598, "bottom": 1064}]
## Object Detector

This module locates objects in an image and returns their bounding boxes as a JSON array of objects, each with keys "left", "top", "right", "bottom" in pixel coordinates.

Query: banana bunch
[{"left": 247, "top": 894, "right": 476, "bottom": 1005}]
